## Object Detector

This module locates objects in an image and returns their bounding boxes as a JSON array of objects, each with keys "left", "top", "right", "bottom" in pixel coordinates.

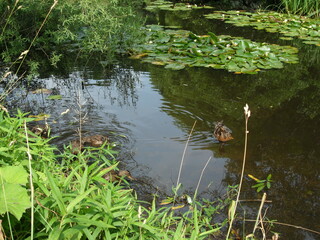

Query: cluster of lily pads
[
  {"left": 145, "top": 0, "right": 213, "bottom": 11},
  {"left": 131, "top": 25, "right": 298, "bottom": 73},
  {"left": 204, "top": 11, "right": 320, "bottom": 46}
]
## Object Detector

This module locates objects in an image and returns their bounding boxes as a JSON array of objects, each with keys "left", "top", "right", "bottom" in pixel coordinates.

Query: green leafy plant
[
  {"left": 131, "top": 25, "right": 298, "bottom": 74},
  {"left": 249, "top": 174, "right": 273, "bottom": 192},
  {"left": 0, "top": 110, "right": 55, "bottom": 168},
  {"left": 0, "top": 165, "right": 30, "bottom": 220},
  {"left": 0, "top": 0, "right": 145, "bottom": 75}
]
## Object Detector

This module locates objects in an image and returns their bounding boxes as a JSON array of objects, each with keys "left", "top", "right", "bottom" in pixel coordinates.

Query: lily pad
[
  {"left": 204, "top": 10, "right": 320, "bottom": 47},
  {"left": 165, "top": 63, "right": 185, "bottom": 70},
  {"left": 131, "top": 25, "right": 299, "bottom": 74},
  {"left": 145, "top": 0, "right": 213, "bottom": 12}
]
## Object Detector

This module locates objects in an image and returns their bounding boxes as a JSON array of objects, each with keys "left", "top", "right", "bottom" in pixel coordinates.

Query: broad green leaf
[
  {"left": 0, "top": 182, "right": 30, "bottom": 220},
  {"left": 0, "top": 165, "right": 28, "bottom": 185}
]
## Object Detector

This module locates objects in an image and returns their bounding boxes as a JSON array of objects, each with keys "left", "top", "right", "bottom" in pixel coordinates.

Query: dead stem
[
  {"left": 244, "top": 219, "right": 320, "bottom": 236},
  {"left": 24, "top": 120, "right": 34, "bottom": 240},
  {"left": 194, "top": 156, "right": 212, "bottom": 199},
  {"left": 176, "top": 120, "right": 197, "bottom": 188},
  {"left": 226, "top": 104, "right": 251, "bottom": 239},
  {"left": 252, "top": 193, "right": 267, "bottom": 237}
]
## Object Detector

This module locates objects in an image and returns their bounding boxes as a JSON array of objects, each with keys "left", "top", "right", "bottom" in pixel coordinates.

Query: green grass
[{"left": 280, "top": 0, "right": 320, "bottom": 17}]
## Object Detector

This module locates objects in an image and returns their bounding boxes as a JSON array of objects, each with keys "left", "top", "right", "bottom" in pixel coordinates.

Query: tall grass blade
[
  {"left": 45, "top": 170, "right": 67, "bottom": 215},
  {"left": 66, "top": 187, "right": 96, "bottom": 214}
]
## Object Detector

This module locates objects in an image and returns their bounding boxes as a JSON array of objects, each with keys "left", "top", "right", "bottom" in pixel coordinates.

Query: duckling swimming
[
  {"left": 29, "top": 124, "right": 50, "bottom": 138},
  {"left": 82, "top": 135, "right": 108, "bottom": 147},
  {"left": 102, "top": 169, "right": 135, "bottom": 182},
  {"left": 213, "top": 121, "right": 233, "bottom": 142},
  {"left": 71, "top": 134, "right": 109, "bottom": 154}
]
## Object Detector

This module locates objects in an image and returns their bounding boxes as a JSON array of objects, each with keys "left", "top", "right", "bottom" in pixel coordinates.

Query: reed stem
[
  {"left": 226, "top": 104, "right": 250, "bottom": 239},
  {"left": 176, "top": 120, "right": 197, "bottom": 188}
]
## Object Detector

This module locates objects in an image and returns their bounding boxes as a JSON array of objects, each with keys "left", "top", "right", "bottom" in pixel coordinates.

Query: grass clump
[{"left": 280, "top": 0, "right": 320, "bottom": 17}]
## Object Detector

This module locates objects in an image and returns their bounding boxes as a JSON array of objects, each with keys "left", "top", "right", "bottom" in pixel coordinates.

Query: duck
[
  {"left": 82, "top": 135, "right": 108, "bottom": 147},
  {"left": 71, "top": 134, "right": 109, "bottom": 154},
  {"left": 30, "top": 124, "right": 50, "bottom": 138},
  {"left": 102, "top": 169, "right": 135, "bottom": 182},
  {"left": 71, "top": 139, "right": 83, "bottom": 154},
  {"left": 213, "top": 121, "right": 234, "bottom": 142}
]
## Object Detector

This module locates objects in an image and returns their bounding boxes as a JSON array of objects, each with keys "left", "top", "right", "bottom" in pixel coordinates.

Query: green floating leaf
[
  {"left": 47, "top": 95, "right": 62, "bottom": 100},
  {"left": 132, "top": 25, "right": 298, "bottom": 74},
  {"left": 165, "top": 63, "right": 185, "bottom": 70},
  {"left": 204, "top": 10, "right": 320, "bottom": 47},
  {"left": 279, "top": 37, "right": 294, "bottom": 40}
]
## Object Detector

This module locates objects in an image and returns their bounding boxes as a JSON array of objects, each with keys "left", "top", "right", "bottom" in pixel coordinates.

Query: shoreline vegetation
[{"left": 1, "top": 0, "right": 320, "bottom": 239}]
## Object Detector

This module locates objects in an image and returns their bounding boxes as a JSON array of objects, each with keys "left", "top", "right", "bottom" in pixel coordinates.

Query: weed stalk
[
  {"left": 226, "top": 104, "right": 251, "bottom": 239},
  {"left": 176, "top": 120, "right": 197, "bottom": 189},
  {"left": 24, "top": 121, "right": 34, "bottom": 240}
]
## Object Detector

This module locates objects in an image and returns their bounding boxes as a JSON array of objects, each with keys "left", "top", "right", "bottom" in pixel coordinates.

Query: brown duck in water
[
  {"left": 83, "top": 135, "right": 108, "bottom": 147},
  {"left": 102, "top": 169, "right": 135, "bottom": 182},
  {"left": 213, "top": 121, "right": 233, "bottom": 142},
  {"left": 71, "top": 135, "right": 109, "bottom": 154},
  {"left": 30, "top": 124, "right": 50, "bottom": 138}
]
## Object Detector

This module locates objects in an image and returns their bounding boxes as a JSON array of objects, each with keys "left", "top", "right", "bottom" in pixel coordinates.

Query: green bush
[{"left": 0, "top": 0, "right": 145, "bottom": 64}]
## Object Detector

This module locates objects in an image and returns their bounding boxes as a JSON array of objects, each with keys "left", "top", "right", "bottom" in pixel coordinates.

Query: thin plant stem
[
  {"left": 244, "top": 219, "right": 320, "bottom": 236},
  {"left": 15, "top": 0, "right": 58, "bottom": 76},
  {"left": 176, "top": 120, "right": 197, "bottom": 188},
  {"left": 78, "top": 89, "right": 83, "bottom": 146},
  {"left": 0, "top": 174, "right": 14, "bottom": 240},
  {"left": 252, "top": 193, "right": 267, "bottom": 236},
  {"left": 194, "top": 156, "right": 212, "bottom": 200},
  {"left": 1, "top": 0, "right": 20, "bottom": 37},
  {"left": 1, "top": 1, "right": 58, "bottom": 102},
  {"left": 226, "top": 104, "right": 251, "bottom": 239},
  {"left": 24, "top": 121, "right": 34, "bottom": 240}
]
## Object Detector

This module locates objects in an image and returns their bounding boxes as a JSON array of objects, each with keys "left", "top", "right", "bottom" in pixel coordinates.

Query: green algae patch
[
  {"left": 145, "top": 0, "right": 213, "bottom": 12},
  {"left": 205, "top": 11, "right": 320, "bottom": 47},
  {"left": 131, "top": 25, "right": 298, "bottom": 74}
]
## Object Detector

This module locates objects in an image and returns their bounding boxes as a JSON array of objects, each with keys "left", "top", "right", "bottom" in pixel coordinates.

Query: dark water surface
[{"left": 9, "top": 8, "right": 320, "bottom": 239}]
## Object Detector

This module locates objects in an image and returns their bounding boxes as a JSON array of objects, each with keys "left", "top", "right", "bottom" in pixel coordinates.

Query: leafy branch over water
[{"left": 132, "top": 25, "right": 298, "bottom": 74}]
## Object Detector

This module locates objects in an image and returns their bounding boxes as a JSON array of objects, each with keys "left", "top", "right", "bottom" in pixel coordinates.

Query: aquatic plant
[
  {"left": 205, "top": 10, "right": 320, "bottom": 46},
  {"left": 249, "top": 174, "right": 273, "bottom": 192},
  {"left": 145, "top": 0, "right": 213, "bottom": 11},
  {"left": 131, "top": 25, "right": 298, "bottom": 74}
]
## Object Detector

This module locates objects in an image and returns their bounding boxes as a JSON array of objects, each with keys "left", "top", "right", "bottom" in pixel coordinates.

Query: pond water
[{"left": 7, "top": 7, "right": 320, "bottom": 240}]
